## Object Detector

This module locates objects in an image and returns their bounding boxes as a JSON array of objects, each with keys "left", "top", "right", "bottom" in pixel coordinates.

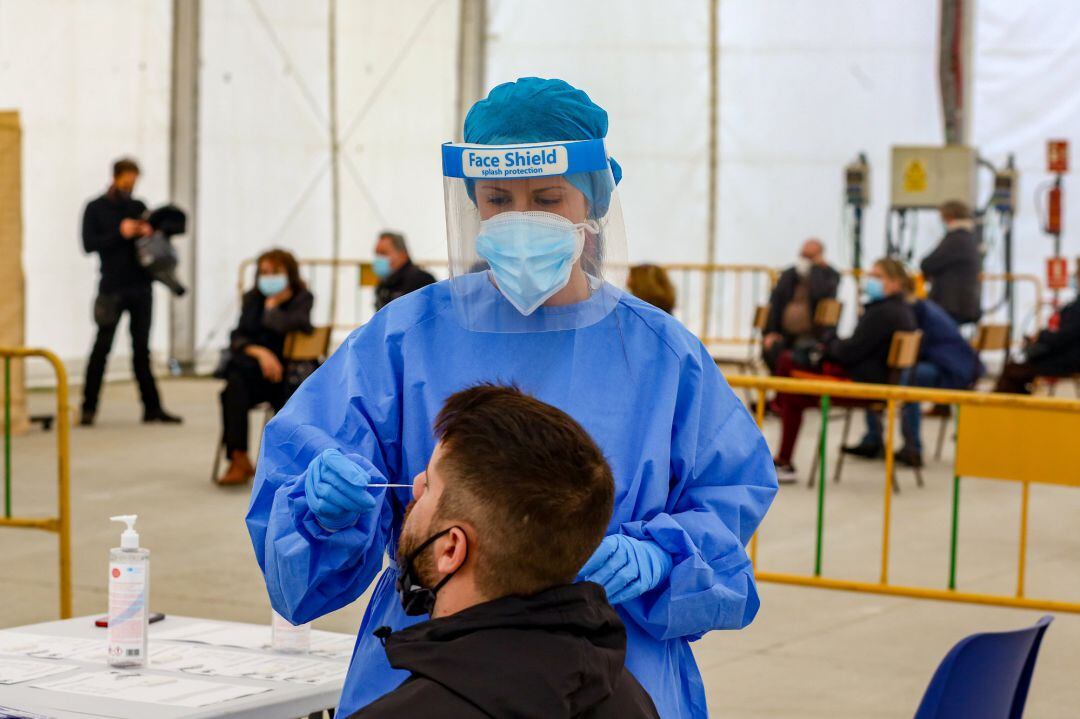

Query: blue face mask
[
  {"left": 863, "top": 277, "right": 885, "bottom": 302},
  {"left": 475, "top": 211, "right": 590, "bottom": 316},
  {"left": 372, "top": 256, "right": 392, "bottom": 279},
  {"left": 258, "top": 274, "right": 288, "bottom": 297}
]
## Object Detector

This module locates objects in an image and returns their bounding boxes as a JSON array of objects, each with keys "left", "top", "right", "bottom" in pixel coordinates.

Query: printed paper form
[
  {"left": 152, "top": 621, "right": 355, "bottom": 659},
  {"left": 0, "top": 659, "right": 77, "bottom": 685},
  {"left": 29, "top": 671, "right": 270, "bottom": 708},
  {"left": 148, "top": 645, "right": 347, "bottom": 685},
  {"left": 0, "top": 633, "right": 102, "bottom": 661}
]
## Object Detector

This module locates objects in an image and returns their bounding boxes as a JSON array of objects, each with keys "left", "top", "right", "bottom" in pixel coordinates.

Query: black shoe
[
  {"left": 143, "top": 408, "right": 183, "bottom": 424},
  {"left": 79, "top": 409, "right": 95, "bottom": 427},
  {"left": 894, "top": 447, "right": 924, "bottom": 468},
  {"left": 773, "top": 460, "right": 798, "bottom": 485},
  {"left": 841, "top": 442, "right": 884, "bottom": 459}
]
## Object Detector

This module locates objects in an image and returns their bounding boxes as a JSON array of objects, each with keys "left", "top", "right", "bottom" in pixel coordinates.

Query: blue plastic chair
[{"left": 914, "top": 616, "right": 1053, "bottom": 719}]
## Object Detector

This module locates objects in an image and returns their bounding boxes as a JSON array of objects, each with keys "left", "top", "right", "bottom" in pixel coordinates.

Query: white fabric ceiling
[{"left": 2, "top": 0, "right": 1078, "bottom": 379}]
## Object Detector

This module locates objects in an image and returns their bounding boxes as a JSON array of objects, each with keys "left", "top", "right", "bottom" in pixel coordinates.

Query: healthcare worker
[{"left": 247, "top": 77, "right": 777, "bottom": 719}]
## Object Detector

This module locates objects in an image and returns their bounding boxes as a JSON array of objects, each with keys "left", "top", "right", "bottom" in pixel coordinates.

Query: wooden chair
[
  {"left": 211, "top": 326, "right": 333, "bottom": 482},
  {"left": 933, "top": 323, "right": 1010, "bottom": 460},
  {"left": 813, "top": 298, "right": 842, "bottom": 330},
  {"left": 809, "top": 330, "right": 924, "bottom": 492}
]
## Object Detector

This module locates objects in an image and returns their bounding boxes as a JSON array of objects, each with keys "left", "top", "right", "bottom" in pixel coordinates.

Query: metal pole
[
  {"left": 455, "top": 0, "right": 487, "bottom": 141},
  {"left": 327, "top": 0, "right": 343, "bottom": 331},
  {"left": 1017, "top": 480, "right": 1030, "bottom": 598},
  {"left": 881, "top": 399, "right": 896, "bottom": 584},
  {"left": 701, "top": 0, "right": 719, "bottom": 337},
  {"left": 814, "top": 395, "right": 829, "bottom": 576},
  {"left": 948, "top": 474, "right": 960, "bottom": 589},
  {"left": 4, "top": 356, "right": 10, "bottom": 518},
  {"left": 168, "top": 0, "right": 201, "bottom": 374}
]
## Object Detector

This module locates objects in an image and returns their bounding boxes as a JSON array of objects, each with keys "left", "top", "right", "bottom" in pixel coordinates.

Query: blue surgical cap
[{"left": 463, "top": 77, "right": 622, "bottom": 218}]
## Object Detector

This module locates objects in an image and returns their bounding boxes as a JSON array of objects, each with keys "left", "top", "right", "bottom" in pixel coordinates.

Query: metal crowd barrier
[
  {"left": 0, "top": 347, "right": 72, "bottom": 619},
  {"left": 237, "top": 258, "right": 777, "bottom": 348},
  {"left": 728, "top": 374, "right": 1080, "bottom": 614}
]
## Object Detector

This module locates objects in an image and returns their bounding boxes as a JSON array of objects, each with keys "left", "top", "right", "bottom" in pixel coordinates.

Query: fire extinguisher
[{"left": 1046, "top": 179, "right": 1062, "bottom": 235}]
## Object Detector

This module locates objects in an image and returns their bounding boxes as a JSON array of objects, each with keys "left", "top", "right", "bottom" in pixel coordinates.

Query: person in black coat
[
  {"left": 920, "top": 200, "right": 982, "bottom": 325},
  {"left": 372, "top": 231, "right": 435, "bottom": 310},
  {"left": 771, "top": 258, "right": 917, "bottom": 481},
  {"left": 80, "top": 158, "right": 181, "bottom": 426},
  {"left": 217, "top": 249, "right": 313, "bottom": 485},
  {"left": 763, "top": 239, "right": 841, "bottom": 371},
  {"left": 996, "top": 262, "right": 1080, "bottom": 394},
  {"left": 348, "top": 385, "right": 659, "bottom": 719}
]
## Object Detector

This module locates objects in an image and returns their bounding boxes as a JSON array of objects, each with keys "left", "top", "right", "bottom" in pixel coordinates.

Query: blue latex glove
[
  {"left": 303, "top": 449, "right": 376, "bottom": 531},
  {"left": 579, "top": 534, "right": 673, "bottom": 605}
]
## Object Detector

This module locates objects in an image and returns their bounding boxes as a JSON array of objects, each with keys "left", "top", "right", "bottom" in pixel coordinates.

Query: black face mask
[{"left": 395, "top": 526, "right": 466, "bottom": 616}]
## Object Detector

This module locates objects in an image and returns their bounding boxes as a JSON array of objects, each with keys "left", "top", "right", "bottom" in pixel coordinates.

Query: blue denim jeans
[{"left": 862, "top": 362, "right": 945, "bottom": 454}]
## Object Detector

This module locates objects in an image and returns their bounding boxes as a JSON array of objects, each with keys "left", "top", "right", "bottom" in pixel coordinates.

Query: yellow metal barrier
[
  {"left": 0, "top": 347, "right": 72, "bottom": 618},
  {"left": 728, "top": 374, "right": 1080, "bottom": 615},
  {"left": 237, "top": 258, "right": 777, "bottom": 348}
]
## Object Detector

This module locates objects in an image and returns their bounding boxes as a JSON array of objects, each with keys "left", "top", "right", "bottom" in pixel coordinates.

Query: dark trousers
[
  {"left": 83, "top": 287, "right": 161, "bottom": 414},
  {"left": 995, "top": 362, "right": 1046, "bottom": 395},
  {"left": 221, "top": 361, "right": 286, "bottom": 454},
  {"left": 774, "top": 350, "right": 850, "bottom": 464}
]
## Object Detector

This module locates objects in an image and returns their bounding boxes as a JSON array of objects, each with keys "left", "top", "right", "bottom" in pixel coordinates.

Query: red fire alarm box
[
  {"left": 1047, "top": 256, "right": 1069, "bottom": 290},
  {"left": 1048, "top": 140, "right": 1069, "bottom": 174}
]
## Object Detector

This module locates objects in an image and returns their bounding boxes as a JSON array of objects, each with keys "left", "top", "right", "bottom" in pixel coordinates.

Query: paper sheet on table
[
  {"left": 0, "top": 658, "right": 76, "bottom": 684},
  {"left": 149, "top": 644, "right": 347, "bottom": 685},
  {"left": 0, "top": 633, "right": 103, "bottom": 661},
  {"left": 29, "top": 671, "right": 270, "bottom": 708},
  {"left": 152, "top": 621, "right": 355, "bottom": 659}
]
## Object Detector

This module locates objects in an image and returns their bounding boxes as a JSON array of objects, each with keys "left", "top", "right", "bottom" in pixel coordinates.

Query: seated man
[
  {"left": 372, "top": 231, "right": 436, "bottom": 310},
  {"left": 349, "top": 385, "right": 659, "bottom": 719},
  {"left": 996, "top": 262, "right": 1080, "bottom": 394},
  {"left": 762, "top": 238, "right": 841, "bottom": 372}
]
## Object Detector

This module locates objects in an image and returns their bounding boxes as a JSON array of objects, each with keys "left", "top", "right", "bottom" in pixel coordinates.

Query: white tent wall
[
  {"left": 195, "top": 0, "right": 459, "bottom": 363},
  {"left": 0, "top": 1, "right": 173, "bottom": 384},
  {"left": 486, "top": 0, "right": 710, "bottom": 266},
  {"left": 197, "top": 0, "right": 335, "bottom": 361},
  {"left": 973, "top": 2, "right": 1080, "bottom": 334}
]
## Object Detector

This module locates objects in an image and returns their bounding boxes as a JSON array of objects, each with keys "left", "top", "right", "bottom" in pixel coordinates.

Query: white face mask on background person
[{"left": 796, "top": 257, "right": 813, "bottom": 277}]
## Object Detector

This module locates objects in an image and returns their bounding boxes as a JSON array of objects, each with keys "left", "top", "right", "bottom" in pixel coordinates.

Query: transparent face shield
[{"left": 442, "top": 139, "right": 628, "bottom": 332}]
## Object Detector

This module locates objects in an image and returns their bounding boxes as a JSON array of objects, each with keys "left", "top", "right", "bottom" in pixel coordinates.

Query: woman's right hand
[{"left": 246, "top": 346, "right": 284, "bottom": 383}]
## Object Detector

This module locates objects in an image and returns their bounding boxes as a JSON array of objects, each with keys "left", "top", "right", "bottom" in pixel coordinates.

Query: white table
[{"left": 0, "top": 615, "right": 351, "bottom": 719}]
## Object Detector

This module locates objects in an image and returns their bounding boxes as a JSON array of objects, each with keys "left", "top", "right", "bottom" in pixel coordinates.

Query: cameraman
[{"left": 80, "top": 158, "right": 181, "bottom": 426}]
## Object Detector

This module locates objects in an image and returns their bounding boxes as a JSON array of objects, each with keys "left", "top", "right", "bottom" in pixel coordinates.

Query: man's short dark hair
[
  {"left": 113, "top": 158, "right": 140, "bottom": 177},
  {"left": 941, "top": 200, "right": 972, "bottom": 221},
  {"left": 378, "top": 231, "right": 408, "bottom": 255},
  {"left": 433, "top": 384, "right": 614, "bottom": 598}
]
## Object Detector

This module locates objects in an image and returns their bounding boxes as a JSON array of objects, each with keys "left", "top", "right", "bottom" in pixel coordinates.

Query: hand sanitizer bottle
[{"left": 107, "top": 515, "right": 150, "bottom": 667}]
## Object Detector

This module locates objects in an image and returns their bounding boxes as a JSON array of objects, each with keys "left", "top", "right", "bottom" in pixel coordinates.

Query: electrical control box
[
  {"left": 844, "top": 156, "right": 870, "bottom": 207},
  {"left": 992, "top": 168, "right": 1018, "bottom": 213},
  {"left": 890, "top": 145, "right": 977, "bottom": 209}
]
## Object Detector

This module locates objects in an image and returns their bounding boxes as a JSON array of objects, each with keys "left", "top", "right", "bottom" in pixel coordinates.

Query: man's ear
[{"left": 435, "top": 526, "right": 469, "bottom": 575}]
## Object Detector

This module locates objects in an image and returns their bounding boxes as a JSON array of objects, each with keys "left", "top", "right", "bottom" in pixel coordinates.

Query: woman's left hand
[{"left": 265, "top": 287, "right": 293, "bottom": 309}]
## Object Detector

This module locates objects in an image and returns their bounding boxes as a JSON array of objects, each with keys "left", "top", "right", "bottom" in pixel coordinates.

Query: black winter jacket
[
  {"left": 82, "top": 191, "right": 149, "bottom": 293},
  {"left": 1026, "top": 298, "right": 1080, "bottom": 376},
  {"left": 764, "top": 264, "right": 841, "bottom": 338},
  {"left": 375, "top": 260, "right": 436, "bottom": 310},
  {"left": 826, "top": 294, "right": 917, "bottom": 384},
  {"left": 229, "top": 288, "right": 314, "bottom": 361},
  {"left": 348, "top": 583, "right": 660, "bottom": 719},
  {"left": 920, "top": 228, "right": 982, "bottom": 324}
]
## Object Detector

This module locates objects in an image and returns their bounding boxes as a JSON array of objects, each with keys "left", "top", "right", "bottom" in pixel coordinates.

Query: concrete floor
[{"left": 3, "top": 377, "right": 1079, "bottom": 717}]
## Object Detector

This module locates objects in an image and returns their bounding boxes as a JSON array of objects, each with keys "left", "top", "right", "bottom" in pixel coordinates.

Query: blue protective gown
[{"left": 246, "top": 275, "right": 777, "bottom": 718}]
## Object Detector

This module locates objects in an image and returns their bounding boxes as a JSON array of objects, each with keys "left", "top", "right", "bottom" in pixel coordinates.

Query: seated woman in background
[
  {"left": 217, "top": 249, "right": 313, "bottom": 485},
  {"left": 771, "top": 258, "right": 917, "bottom": 482},
  {"left": 627, "top": 264, "right": 676, "bottom": 313}
]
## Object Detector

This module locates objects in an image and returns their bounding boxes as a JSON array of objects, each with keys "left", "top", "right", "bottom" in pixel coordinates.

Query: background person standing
[
  {"left": 920, "top": 200, "right": 982, "bottom": 326},
  {"left": 373, "top": 231, "right": 436, "bottom": 310},
  {"left": 80, "top": 158, "right": 181, "bottom": 426}
]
